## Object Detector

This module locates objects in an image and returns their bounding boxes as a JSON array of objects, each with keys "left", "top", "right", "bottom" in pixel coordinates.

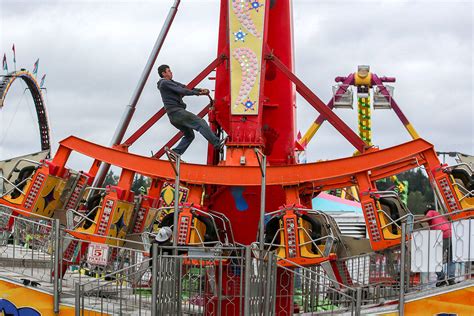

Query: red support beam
[
  {"left": 266, "top": 53, "right": 368, "bottom": 153},
  {"left": 121, "top": 55, "right": 226, "bottom": 148},
  {"left": 153, "top": 104, "right": 211, "bottom": 158},
  {"left": 187, "top": 54, "right": 227, "bottom": 89},
  {"left": 296, "top": 74, "right": 355, "bottom": 150}
]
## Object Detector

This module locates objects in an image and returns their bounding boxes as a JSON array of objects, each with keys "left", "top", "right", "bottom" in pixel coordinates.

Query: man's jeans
[
  {"left": 168, "top": 109, "right": 220, "bottom": 155},
  {"left": 436, "top": 237, "right": 455, "bottom": 281}
]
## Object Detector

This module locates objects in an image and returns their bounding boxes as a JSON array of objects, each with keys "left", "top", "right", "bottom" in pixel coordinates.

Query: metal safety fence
[
  {"left": 327, "top": 212, "right": 474, "bottom": 314},
  {"left": 59, "top": 232, "right": 149, "bottom": 296},
  {"left": 0, "top": 207, "right": 57, "bottom": 284},
  {"left": 0, "top": 205, "right": 150, "bottom": 314},
  {"left": 74, "top": 259, "right": 154, "bottom": 315},
  {"left": 408, "top": 212, "right": 473, "bottom": 291},
  {"left": 333, "top": 250, "right": 401, "bottom": 304},
  {"left": 1, "top": 203, "right": 473, "bottom": 315},
  {"left": 75, "top": 246, "right": 278, "bottom": 316},
  {"left": 277, "top": 257, "right": 363, "bottom": 315},
  {"left": 74, "top": 246, "right": 376, "bottom": 315}
]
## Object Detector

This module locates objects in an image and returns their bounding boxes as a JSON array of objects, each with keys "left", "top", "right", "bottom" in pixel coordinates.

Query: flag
[
  {"left": 2, "top": 53, "right": 7, "bottom": 72},
  {"left": 33, "top": 58, "right": 39, "bottom": 75},
  {"left": 40, "top": 74, "right": 46, "bottom": 88},
  {"left": 12, "top": 44, "right": 16, "bottom": 63}
]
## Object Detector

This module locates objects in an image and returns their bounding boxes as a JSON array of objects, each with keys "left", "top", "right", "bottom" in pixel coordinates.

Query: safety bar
[
  {"left": 298, "top": 228, "right": 335, "bottom": 257},
  {"left": 371, "top": 190, "right": 415, "bottom": 232},
  {"left": 151, "top": 205, "right": 235, "bottom": 247},
  {"left": 444, "top": 162, "right": 474, "bottom": 174},
  {"left": 377, "top": 210, "right": 413, "bottom": 231},
  {"left": 0, "top": 208, "right": 54, "bottom": 227},
  {"left": 451, "top": 181, "right": 474, "bottom": 201},
  {"left": 413, "top": 209, "right": 474, "bottom": 228},
  {"left": 0, "top": 176, "right": 32, "bottom": 198},
  {"left": 277, "top": 255, "right": 355, "bottom": 293},
  {"left": 0, "top": 204, "right": 55, "bottom": 222},
  {"left": 261, "top": 208, "right": 338, "bottom": 257},
  {"left": 79, "top": 258, "right": 150, "bottom": 288},
  {"left": 5, "top": 158, "right": 43, "bottom": 181},
  {"left": 64, "top": 228, "right": 146, "bottom": 250},
  {"left": 66, "top": 206, "right": 100, "bottom": 230}
]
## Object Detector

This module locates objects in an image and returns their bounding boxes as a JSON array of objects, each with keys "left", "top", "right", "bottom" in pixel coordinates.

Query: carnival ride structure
[
  {"left": 0, "top": 69, "right": 51, "bottom": 216},
  {"left": 0, "top": 0, "right": 473, "bottom": 314},
  {"left": 0, "top": 69, "right": 51, "bottom": 153}
]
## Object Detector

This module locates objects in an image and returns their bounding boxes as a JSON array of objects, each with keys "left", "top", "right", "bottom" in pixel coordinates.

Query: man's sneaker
[
  {"left": 165, "top": 147, "right": 185, "bottom": 163},
  {"left": 170, "top": 154, "right": 186, "bottom": 163},
  {"left": 169, "top": 155, "right": 186, "bottom": 164},
  {"left": 436, "top": 280, "right": 448, "bottom": 287}
]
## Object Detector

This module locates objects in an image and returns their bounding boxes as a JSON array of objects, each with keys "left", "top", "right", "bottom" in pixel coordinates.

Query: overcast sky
[{"left": 0, "top": 0, "right": 472, "bottom": 170}]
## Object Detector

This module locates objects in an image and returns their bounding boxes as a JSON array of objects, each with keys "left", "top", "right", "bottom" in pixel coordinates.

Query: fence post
[
  {"left": 264, "top": 251, "right": 273, "bottom": 315},
  {"left": 217, "top": 259, "right": 223, "bottom": 316},
  {"left": 176, "top": 256, "right": 183, "bottom": 315},
  {"left": 254, "top": 149, "right": 267, "bottom": 252},
  {"left": 355, "top": 287, "right": 362, "bottom": 316},
  {"left": 12, "top": 219, "right": 16, "bottom": 269},
  {"left": 244, "top": 246, "right": 252, "bottom": 315},
  {"left": 75, "top": 283, "right": 81, "bottom": 316},
  {"left": 171, "top": 151, "right": 181, "bottom": 253},
  {"left": 151, "top": 243, "right": 158, "bottom": 316},
  {"left": 399, "top": 222, "right": 406, "bottom": 316},
  {"left": 53, "top": 219, "right": 60, "bottom": 314},
  {"left": 58, "top": 228, "right": 63, "bottom": 294},
  {"left": 119, "top": 279, "right": 123, "bottom": 314}
]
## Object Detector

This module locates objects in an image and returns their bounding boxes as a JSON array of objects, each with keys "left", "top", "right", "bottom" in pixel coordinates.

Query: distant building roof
[{"left": 312, "top": 192, "right": 362, "bottom": 213}]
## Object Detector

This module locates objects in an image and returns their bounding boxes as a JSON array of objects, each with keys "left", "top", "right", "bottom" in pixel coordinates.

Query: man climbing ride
[{"left": 157, "top": 64, "right": 224, "bottom": 156}]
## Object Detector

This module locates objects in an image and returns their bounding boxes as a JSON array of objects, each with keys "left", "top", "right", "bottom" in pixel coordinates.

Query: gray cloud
[{"left": 0, "top": 0, "right": 472, "bottom": 171}]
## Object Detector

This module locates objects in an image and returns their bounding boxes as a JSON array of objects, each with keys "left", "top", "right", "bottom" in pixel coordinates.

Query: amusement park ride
[{"left": 1, "top": 0, "right": 473, "bottom": 315}]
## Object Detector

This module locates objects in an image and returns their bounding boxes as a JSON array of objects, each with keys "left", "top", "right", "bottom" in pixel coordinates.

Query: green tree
[
  {"left": 376, "top": 168, "right": 434, "bottom": 212},
  {"left": 102, "top": 171, "right": 150, "bottom": 195},
  {"left": 104, "top": 170, "right": 118, "bottom": 186},
  {"left": 398, "top": 169, "right": 434, "bottom": 205},
  {"left": 131, "top": 175, "right": 150, "bottom": 195},
  {"left": 407, "top": 191, "right": 427, "bottom": 214}
]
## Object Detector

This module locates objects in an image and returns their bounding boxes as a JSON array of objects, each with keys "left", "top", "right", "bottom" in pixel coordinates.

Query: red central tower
[
  {"left": 214, "top": 0, "right": 296, "bottom": 165},
  {"left": 208, "top": 3, "right": 298, "bottom": 313},
  {"left": 210, "top": 0, "right": 300, "bottom": 245}
]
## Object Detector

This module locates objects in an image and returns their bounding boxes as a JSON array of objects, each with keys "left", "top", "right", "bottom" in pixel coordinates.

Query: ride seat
[
  {"left": 9, "top": 166, "right": 36, "bottom": 199},
  {"left": 189, "top": 216, "right": 207, "bottom": 245},
  {"left": 3, "top": 162, "right": 68, "bottom": 217},
  {"left": 299, "top": 217, "right": 325, "bottom": 258},
  {"left": 159, "top": 208, "right": 220, "bottom": 246},
  {"left": 3, "top": 174, "right": 34, "bottom": 205},
  {"left": 265, "top": 210, "right": 336, "bottom": 267},
  {"left": 377, "top": 211, "right": 399, "bottom": 240},
  {"left": 451, "top": 167, "right": 474, "bottom": 192},
  {"left": 450, "top": 167, "right": 474, "bottom": 210},
  {"left": 76, "top": 193, "right": 104, "bottom": 233},
  {"left": 376, "top": 197, "right": 402, "bottom": 240},
  {"left": 73, "top": 187, "right": 135, "bottom": 245},
  {"left": 452, "top": 178, "right": 474, "bottom": 210}
]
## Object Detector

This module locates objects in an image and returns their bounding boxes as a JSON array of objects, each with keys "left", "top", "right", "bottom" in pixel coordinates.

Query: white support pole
[{"left": 93, "top": 0, "right": 181, "bottom": 187}]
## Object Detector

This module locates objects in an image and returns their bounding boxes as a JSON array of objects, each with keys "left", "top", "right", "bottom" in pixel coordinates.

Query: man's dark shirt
[{"left": 157, "top": 79, "right": 200, "bottom": 114}]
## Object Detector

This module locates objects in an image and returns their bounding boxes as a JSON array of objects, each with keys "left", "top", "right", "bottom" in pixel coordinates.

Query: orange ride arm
[{"left": 59, "top": 136, "right": 435, "bottom": 187}]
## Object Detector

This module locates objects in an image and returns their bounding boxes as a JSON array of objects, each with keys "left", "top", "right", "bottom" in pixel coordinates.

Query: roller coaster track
[{"left": 0, "top": 70, "right": 51, "bottom": 152}]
